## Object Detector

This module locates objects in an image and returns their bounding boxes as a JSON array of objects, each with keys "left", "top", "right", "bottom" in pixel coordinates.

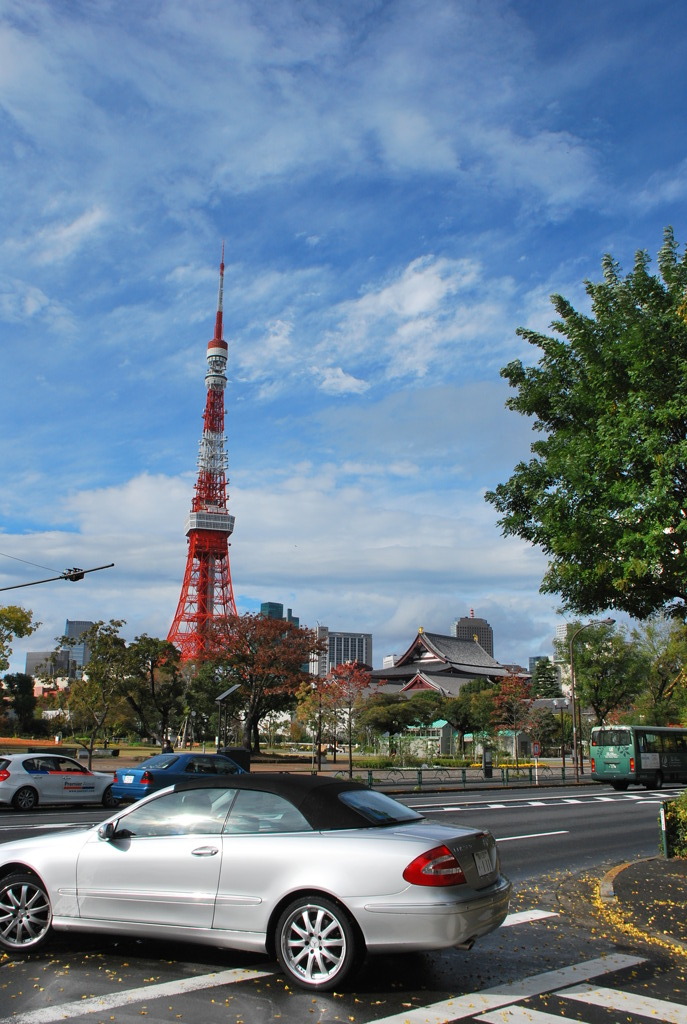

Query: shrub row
[{"left": 664, "top": 789, "right": 687, "bottom": 858}]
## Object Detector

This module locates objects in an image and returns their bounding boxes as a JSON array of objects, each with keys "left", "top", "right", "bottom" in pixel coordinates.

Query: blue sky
[{"left": 2, "top": 0, "right": 687, "bottom": 674}]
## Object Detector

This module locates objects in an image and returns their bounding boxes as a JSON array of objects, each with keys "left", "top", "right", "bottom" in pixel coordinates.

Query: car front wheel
[
  {"left": 274, "top": 896, "right": 360, "bottom": 991},
  {"left": 12, "top": 786, "right": 38, "bottom": 811},
  {"left": 0, "top": 873, "right": 52, "bottom": 953}
]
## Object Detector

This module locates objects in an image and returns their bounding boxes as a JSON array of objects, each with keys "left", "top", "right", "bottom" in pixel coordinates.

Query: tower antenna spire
[{"left": 167, "top": 246, "right": 237, "bottom": 661}]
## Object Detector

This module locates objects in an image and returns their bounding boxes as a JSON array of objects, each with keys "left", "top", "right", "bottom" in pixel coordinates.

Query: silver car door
[{"left": 76, "top": 789, "right": 226, "bottom": 928}]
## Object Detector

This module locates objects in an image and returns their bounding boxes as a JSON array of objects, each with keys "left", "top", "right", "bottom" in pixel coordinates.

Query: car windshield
[{"left": 338, "top": 789, "right": 423, "bottom": 825}]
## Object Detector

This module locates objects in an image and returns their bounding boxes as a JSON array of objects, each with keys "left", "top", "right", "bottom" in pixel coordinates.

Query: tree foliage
[
  {"left": 556, "top": 622, "right": 647, "bottom": 723},
  {"left": 0, "top": 605, "right": 38, "bottom": 673},
  {"left": 486, "top": 228, "right": 687, "bottom": 621},
  {"left": 54, "top": 620, "right": 134, "bottom": 763},
  {"left": 204, "top": 614, "right": 324, "bottom": 752},
  {"left": 2, "top": 673, "right": 36, "bottom": 732},
  {"left": 628, "top": 614, "right": 687, "bottom": 725},
  {"left": 530, "top": 658, "right": 561, "bottom": 698},
  {"left": 492, "top": 675, "right": 532, "bottom": 763},
  {"left": 123, "top": 634, "right": 185, "bottom": 744}
]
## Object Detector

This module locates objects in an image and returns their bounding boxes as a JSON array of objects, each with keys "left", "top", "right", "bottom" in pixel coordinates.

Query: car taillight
[
  {"left": 0, "top": 770, "right": 10, "bottom": 782},
  {"left": 630, "top": 758, "right": 635, "bottom": 772},
  {"left": 140, "top": 771, "right": 154, "bottom": 785},
  {"left": 403, "top": 845, "right": 467, "bottom": 887},
  {"left": 591, "top": 758, "right": 596, "bottom": 773}
]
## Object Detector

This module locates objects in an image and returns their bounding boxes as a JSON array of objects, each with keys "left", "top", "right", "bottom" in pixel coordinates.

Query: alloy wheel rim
[
  {"left": 0, "top": 881, "right": 51, "bottom": 948},
  {"left": 281, "top": 904, "right": 346, "bottom": 983}
]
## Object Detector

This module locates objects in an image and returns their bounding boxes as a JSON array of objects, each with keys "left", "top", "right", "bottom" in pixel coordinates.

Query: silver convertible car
[{"left": 0, "top": 774, "right": 511, "bottom": 990}]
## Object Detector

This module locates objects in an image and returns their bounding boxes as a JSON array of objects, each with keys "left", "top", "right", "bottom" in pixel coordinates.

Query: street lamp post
[
  {"left": 311, "top": 680, "right": 323, "bottom": 773},
  {"left": 568, "top": 618, "right": 615, "bottom": 782},
  {"left": 552, "top": 697, "right": 569, "bottom": 773}
]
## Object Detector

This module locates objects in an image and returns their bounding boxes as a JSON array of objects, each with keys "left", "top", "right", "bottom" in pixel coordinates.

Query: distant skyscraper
[
  {"left": 260, "top": 602, "right": 300, "bottom": 627},
  {"left": 451, "top": 610, "right": 494, "bottom": 656},
  {"left": 64, "top": 620, "right": 94, "bottom": 671},
  {"left": 25, "top": 620, "right": 94, "bottom": 680},
  {"left": 310, "top": 626, "right": 373, "bottom": 677}
]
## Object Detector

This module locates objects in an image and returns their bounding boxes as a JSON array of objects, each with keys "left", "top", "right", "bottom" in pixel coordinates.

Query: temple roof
[{"left": 371, "top": 629, "right": 508, "bottom": 685}]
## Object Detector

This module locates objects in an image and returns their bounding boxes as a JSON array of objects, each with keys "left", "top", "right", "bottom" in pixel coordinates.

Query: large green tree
[
  {"left": 556, "top": 622, "right": 647, "bottom": 724},
  {"left": 52, "top": 620, "right": 134, "bottom": 764},
  {"left": 2, "top": 673, "right": 36, "bottom": 733},
  {"left": 486, "top": 228, "right": 687, "bottom": 621},
  {"left": 0, "top": 605, "right": 38, "bottom": 673},
  {"left": 629, "top": 614, "right": 687, "bottom": 725},
  {"left": 124, "top": 635, "right": 185, "bottom": 745}
]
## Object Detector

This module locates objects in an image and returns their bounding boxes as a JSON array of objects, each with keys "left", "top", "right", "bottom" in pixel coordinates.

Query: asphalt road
[{"left": 0, "top": 783, "right": 684, "bottom": 1024}]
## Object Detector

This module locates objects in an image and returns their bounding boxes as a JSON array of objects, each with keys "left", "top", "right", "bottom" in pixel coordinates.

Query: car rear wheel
[
  {"left": 274, "top": 895, "right": 360, "bottom": 991},
  {"left": 12, "top": 786, "right": 38, "bottom": 811},
  {"left": 102, "top": 785, "right": 119, "bottom": 808},
  {"left": 0, "top": 873, "right": 52, "bottom": 953}
]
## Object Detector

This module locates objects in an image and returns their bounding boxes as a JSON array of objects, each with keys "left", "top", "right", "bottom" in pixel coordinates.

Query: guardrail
[{"left": 328, "top": 763, "right": 579, "bottom": 790}]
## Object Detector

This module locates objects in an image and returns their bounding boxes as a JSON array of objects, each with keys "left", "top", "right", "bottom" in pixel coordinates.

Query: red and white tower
[{"left": 167, "top": 247, "right": 238, "bottom": 661}]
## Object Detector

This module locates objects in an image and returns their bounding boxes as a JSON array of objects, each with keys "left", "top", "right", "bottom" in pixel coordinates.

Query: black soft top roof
[{"left": 173, "top": 773, "right": 384, "bottom": 831}]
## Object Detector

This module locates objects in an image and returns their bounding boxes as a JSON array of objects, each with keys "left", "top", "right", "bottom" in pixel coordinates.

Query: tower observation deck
[{"left": 167, "top": 247, "right": 238, "bottom": 661}]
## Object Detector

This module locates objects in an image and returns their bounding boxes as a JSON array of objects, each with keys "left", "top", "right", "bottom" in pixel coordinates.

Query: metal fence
[{"left": 326, "top": 763, "right": 581, "bottom": 791}]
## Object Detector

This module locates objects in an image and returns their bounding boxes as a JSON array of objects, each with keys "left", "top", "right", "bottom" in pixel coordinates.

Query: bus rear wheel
[
  {"left": 644, "top": 772, "right": 663, "bottom": 790},
  {"left": 611, "top": 781, "right": 628, "bottom": 791}
]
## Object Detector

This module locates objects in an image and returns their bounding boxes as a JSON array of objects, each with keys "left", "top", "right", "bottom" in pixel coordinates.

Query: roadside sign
[{"left": 532, "top": 741, "right": 540, "bottom": 757}]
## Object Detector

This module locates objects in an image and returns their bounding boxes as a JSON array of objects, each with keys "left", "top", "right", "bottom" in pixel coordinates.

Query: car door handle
[{"left": 191, "top": 846, "right": 219, "bottom": 856}]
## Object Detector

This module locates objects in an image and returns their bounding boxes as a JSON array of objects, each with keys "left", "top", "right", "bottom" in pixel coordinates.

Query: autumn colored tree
[
  {"left": 492, "top": 675, "right": 532, "bottom": 764},
  {"left": 323, "top": 661, "right": 372, "bottom": 776},
  {"left": 204, "top": 614, "right": 324, "bottom": 752}
]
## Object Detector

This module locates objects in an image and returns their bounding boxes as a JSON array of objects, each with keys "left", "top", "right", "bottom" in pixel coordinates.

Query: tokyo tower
[{"left": 167, "top": 246, "right": 237, "bottom": 661}]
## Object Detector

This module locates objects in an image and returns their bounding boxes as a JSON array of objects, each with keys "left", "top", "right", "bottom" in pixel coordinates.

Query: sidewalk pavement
[{"left": 600, "top": 856, "right": 687, "bottom": 951}]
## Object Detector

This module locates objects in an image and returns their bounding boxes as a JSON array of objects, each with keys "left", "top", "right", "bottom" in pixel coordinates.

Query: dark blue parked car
[{"left": 111, "top": 752, "right": 246, "bottom": 802}]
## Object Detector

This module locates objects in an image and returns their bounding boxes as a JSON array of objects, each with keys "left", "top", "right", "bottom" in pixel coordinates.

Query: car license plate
[
  {"left": 474, "top": 850, "right": 492, "bottom": 876},
  {"left": 123, "top": 775, "right": 134, "bottom": 784}
]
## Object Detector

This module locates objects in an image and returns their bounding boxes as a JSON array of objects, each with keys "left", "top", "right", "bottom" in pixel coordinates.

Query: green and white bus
[{"left": 590, "top": 725, "right": 687, "bottom": 790}]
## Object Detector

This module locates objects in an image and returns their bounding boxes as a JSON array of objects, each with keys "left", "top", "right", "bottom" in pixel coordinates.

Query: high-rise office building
[
  {"left": 64, "top": 620, "right": 94, "bottom": 672},
  {"left": 260, "top": 602, "right": 299, "bottom": 627},
  {"left": 451, "top": 610, "right": 494, "bottom": 656},
  {"left": 309, "top": 626, "right": 373, "bottom": 677}
]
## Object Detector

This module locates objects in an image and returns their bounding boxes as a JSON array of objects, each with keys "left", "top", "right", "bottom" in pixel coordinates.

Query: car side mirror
[{"left": 98, "top": 822, "right": 116, "bottom": 841}]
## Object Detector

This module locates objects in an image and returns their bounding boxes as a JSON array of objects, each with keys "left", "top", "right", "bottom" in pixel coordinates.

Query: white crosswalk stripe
[{"left": 561, "top": 983, "right": 687, "bottom": 1024}]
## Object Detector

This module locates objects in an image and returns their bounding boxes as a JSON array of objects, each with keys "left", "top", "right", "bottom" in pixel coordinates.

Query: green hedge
[{"left": 663, "top": 789, "right": 687, "bottom": 858}]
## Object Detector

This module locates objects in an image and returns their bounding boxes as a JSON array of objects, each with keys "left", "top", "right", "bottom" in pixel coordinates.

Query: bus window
[{"left": 638, "top": 732, "right": 661, "bottom": 753}]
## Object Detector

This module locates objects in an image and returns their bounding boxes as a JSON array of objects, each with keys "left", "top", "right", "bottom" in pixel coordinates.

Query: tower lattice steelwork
[{"left": 167, "top": 247, "right": 237, "bottom": 660}]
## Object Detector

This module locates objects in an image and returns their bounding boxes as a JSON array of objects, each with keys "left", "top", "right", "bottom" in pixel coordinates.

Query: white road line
[
  {"left": 480, "top": 1006, "right": 578, "bottom": 1024},
  {"left": 561, "top": 798, "right": 582, "bottom": 803},
  {"left": 499, "top": 830, "right": 569, "bottom": 842},
  {"left": 502, "top": 910, "right": 558, "bottom": 927},
  {"left": 368, "top": 954, "right": 645, "bottom": 1024},
  {"left": 6, "top": 966, "right": 273, "bottom": 1024},
  {"left": 528, "top": 801, "right": 546, "bottom": 806},
  {"left": 561, "top": 983, "right": 687, "bottom": 1024}
]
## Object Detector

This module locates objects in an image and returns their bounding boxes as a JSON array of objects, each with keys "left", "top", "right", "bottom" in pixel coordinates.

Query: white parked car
[
  {"left": 0, "top": 774, "right": 511, "bottom": 989},
  {"left": 0, "top": 753, "right": 118, "bottom": 810}
]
